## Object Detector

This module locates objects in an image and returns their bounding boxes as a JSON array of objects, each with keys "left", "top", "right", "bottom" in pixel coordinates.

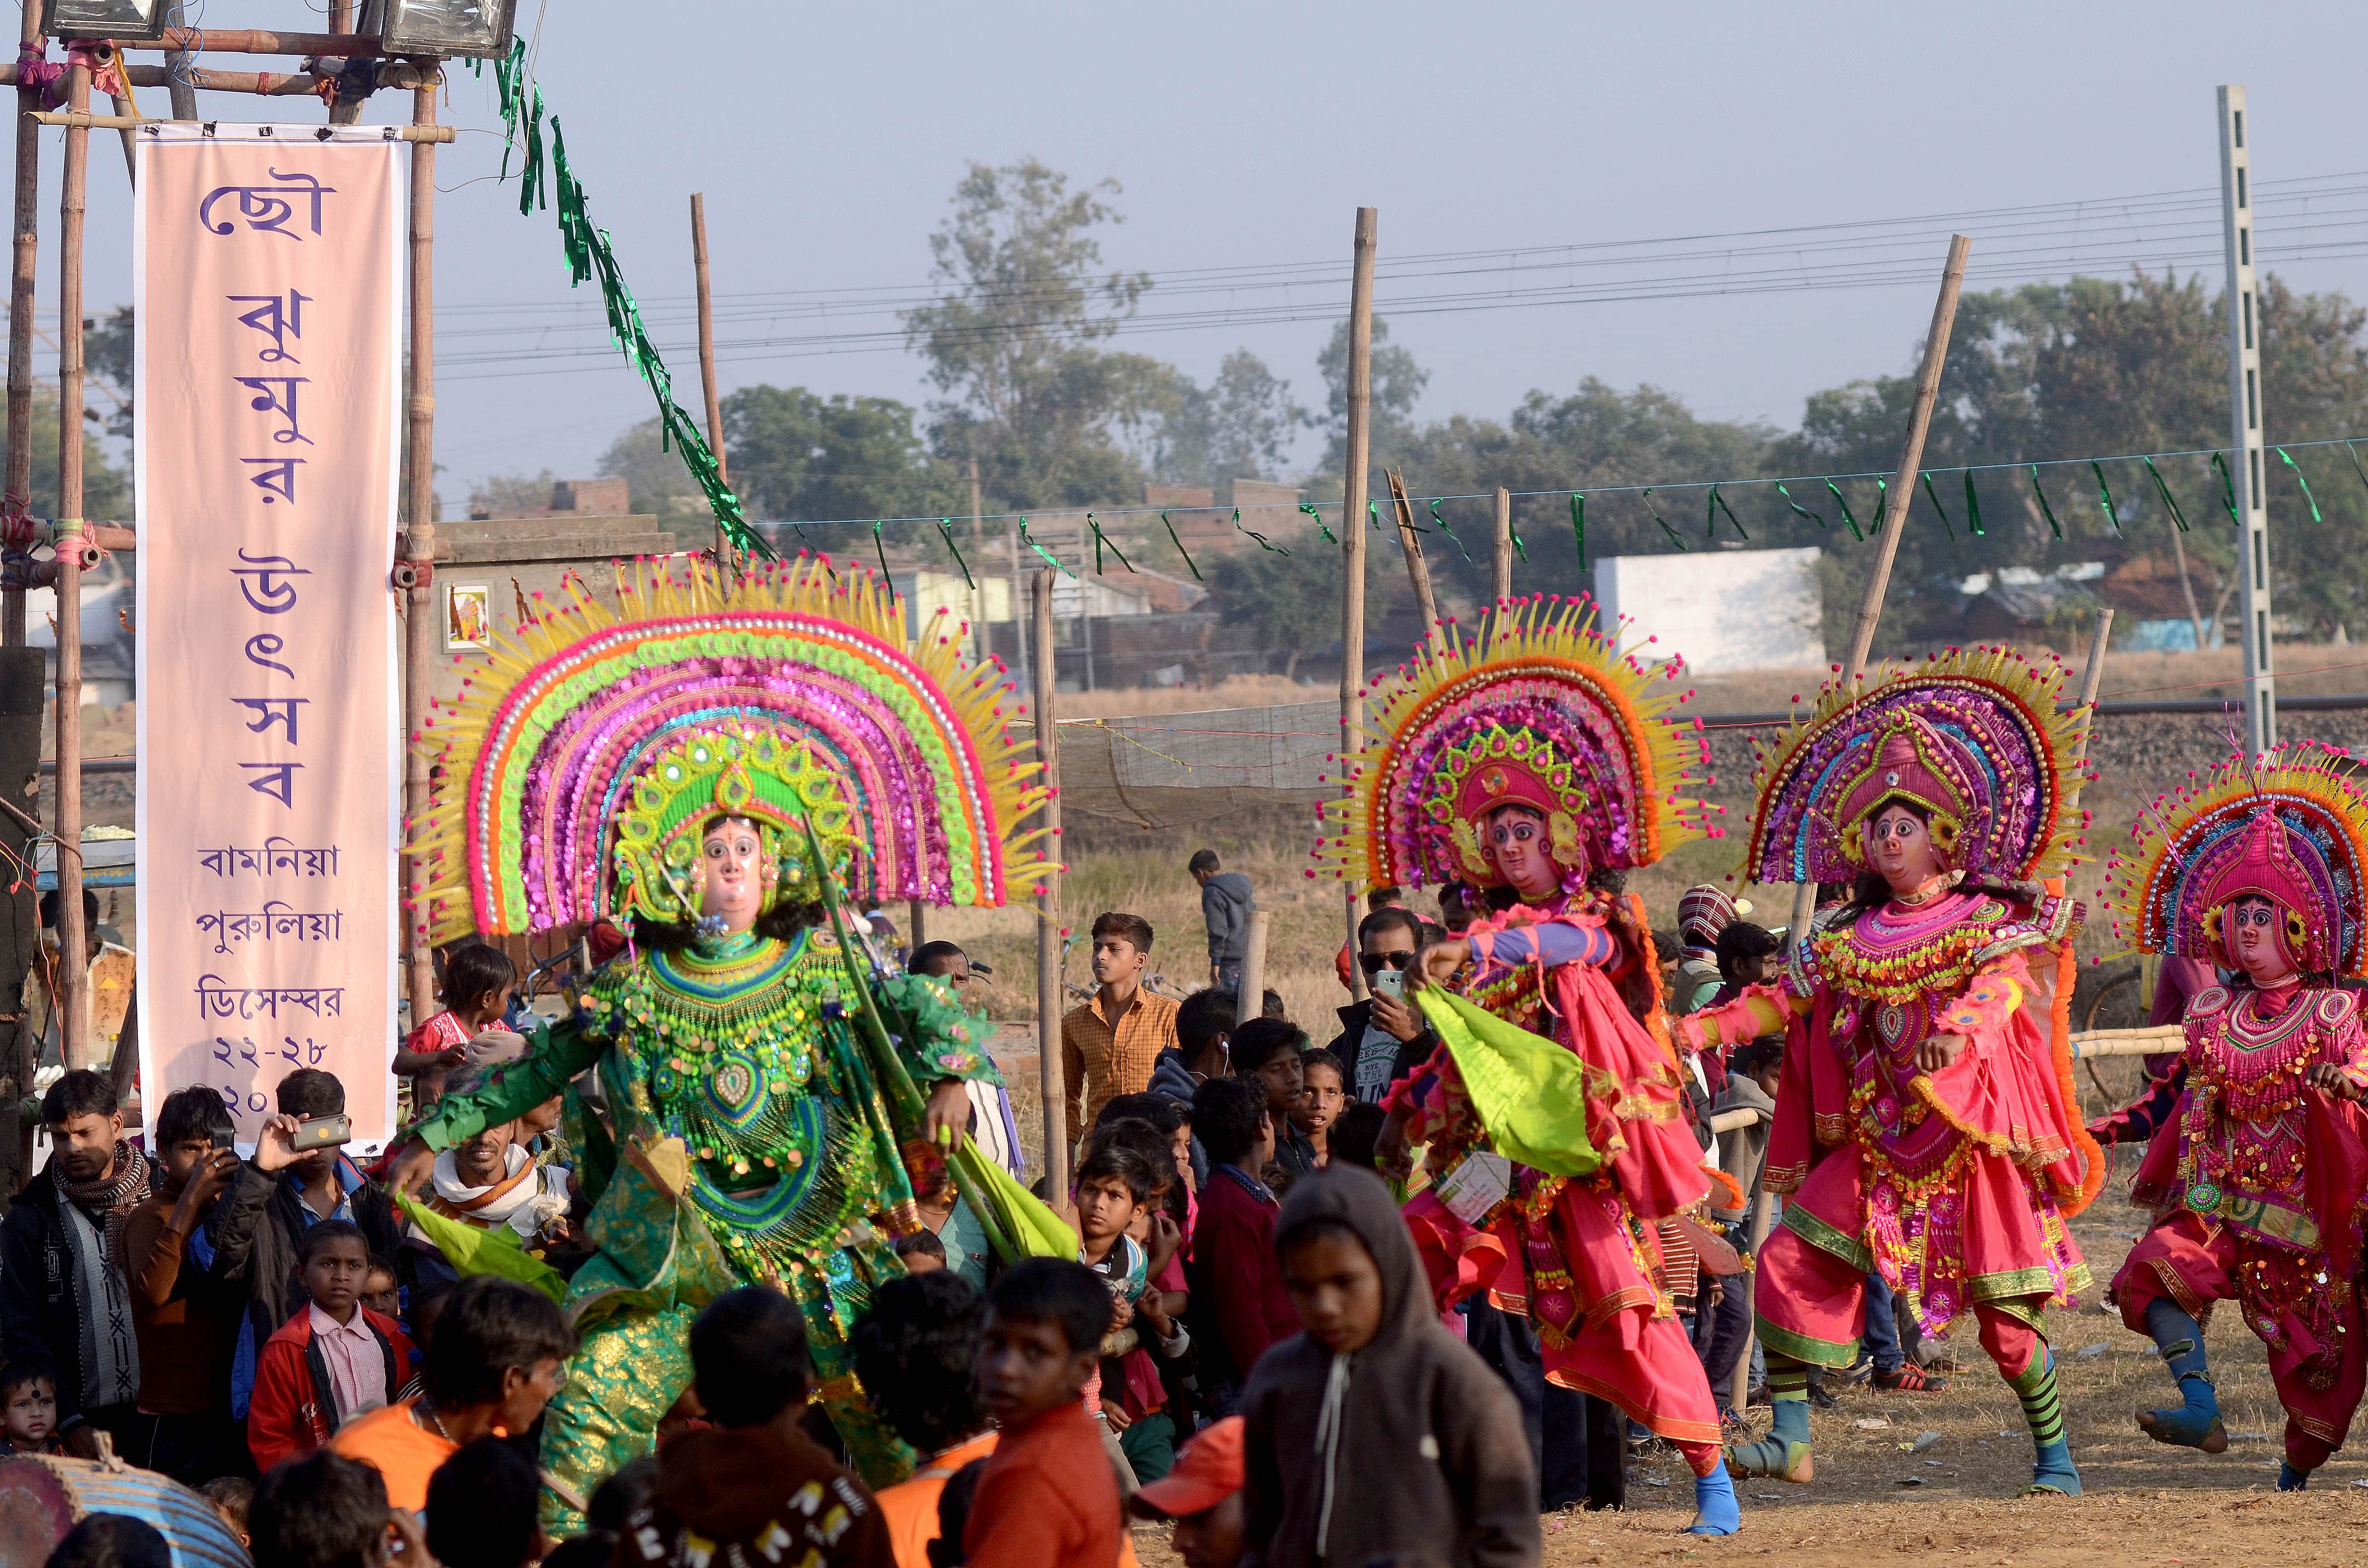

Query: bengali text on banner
[{"left": 135, "top": 125, "right": 404, "bottom": 1142}]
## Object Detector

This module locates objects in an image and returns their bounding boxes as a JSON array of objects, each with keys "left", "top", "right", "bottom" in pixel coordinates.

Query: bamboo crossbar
[{"left": 27, "top": 110, "right": 454, "bottom": 140}]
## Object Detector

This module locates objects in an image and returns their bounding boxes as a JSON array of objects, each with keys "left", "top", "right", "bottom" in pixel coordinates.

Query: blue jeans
[
  {"left": 1215, "top": 960, "right": 1243, "bottom": 993},
  {"left": 1862, "top": 1272, "right": 1904, "bottom": 1374}
]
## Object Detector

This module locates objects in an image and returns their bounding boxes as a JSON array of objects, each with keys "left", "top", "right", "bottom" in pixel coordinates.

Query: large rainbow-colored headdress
[
  {"left": 2103, "top": 745, "right": 2368, "bottom": 976},
  {"left": 1742, "top": 646, "right": 2089, "bottom": 886},
  {"left": 1313, "top": 596, "right": 1717, "bottom": 892},
  {"left": 408, "top": 556, "right": 1051, "bottom": 943}
]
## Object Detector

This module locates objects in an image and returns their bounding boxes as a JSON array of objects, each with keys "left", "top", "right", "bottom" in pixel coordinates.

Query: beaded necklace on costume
[{"left": 1813, "top": 890, "right": 2003, "bottom": 1006}]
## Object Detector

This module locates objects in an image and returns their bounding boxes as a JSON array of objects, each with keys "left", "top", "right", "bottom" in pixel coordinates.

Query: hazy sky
[{"left": 31, "top": 0, "right": 2368, "bottom": 509}]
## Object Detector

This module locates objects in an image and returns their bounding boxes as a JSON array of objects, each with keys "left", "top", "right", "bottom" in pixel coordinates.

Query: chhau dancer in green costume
[{"left": 390, "top": 556, "right": 1055, "bottom": 1528}]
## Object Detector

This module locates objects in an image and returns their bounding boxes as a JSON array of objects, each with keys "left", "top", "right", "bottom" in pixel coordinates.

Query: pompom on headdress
[
  {"left": 407, "top": 555, "right": 1052, "bottom": 943},
  {"left": 2103, "top": 744, "right": 2368, "bottom": 977},
  {"left": 1741, "top": 646, "right": 2091, "bottom": 887},
  {"left": 1312, "top": 595, "right": 1718, "bottom": 893}
]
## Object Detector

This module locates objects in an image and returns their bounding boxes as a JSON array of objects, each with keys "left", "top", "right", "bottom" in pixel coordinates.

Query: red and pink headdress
[{"left": 2105, "top": 745, "right": 2368, "bottom": 976}]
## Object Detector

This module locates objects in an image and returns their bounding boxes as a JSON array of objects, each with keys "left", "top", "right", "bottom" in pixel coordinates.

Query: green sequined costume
[{"left": 409, "top": 923, "right": 1001, "bottom": 1530}]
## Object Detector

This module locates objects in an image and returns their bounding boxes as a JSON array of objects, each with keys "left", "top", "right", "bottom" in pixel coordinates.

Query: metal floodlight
[
  {"left": 359, "top": 0, "right": 517, "bottom": 59},
  {"left": 40, "top": 0, "right": 168, "bottom": 42}
]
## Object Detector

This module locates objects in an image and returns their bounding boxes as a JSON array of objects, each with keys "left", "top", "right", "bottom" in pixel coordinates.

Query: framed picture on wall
[{"left": 446, "top": 584, "right": 492, "bottom": 650}]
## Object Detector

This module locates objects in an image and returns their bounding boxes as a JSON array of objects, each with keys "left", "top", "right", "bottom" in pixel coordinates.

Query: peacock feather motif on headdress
[
  {"left": 2103, "top": 742, "right": 2368, "bottom": 977},
  {"left": 1312, "top": 595, "right": 1718, "bottom": 893},
  {"left": 1741, "top": 645, "right": 2090, "bottom": 888},
  {"left": 407, "top": 555, "right": 1051, "bottom": 943}
]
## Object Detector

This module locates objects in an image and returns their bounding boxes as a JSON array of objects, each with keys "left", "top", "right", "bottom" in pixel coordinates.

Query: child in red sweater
[
  {"left": 964, "top": 1259, "right": 1125, "bottom": 1568},
  {"left": 247, "top": 1221, "right": 413, "bottom": 1471}
]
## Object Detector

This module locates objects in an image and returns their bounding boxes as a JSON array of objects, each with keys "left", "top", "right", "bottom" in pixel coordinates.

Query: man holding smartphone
[{"left": 1323, "top": 908, "right": 1441, "bottom": 1106}]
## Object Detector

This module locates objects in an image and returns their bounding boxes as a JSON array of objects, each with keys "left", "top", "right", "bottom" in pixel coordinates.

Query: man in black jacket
[
  {"left": 1322, "top": 907, "right": 1440, "bottom": 1105},
  {"left": 193, "top": 1068, "right": 406, "bottom": 1429},
  {"left": 0, "top": 1069, "right": 153, "bottom": 1455}
]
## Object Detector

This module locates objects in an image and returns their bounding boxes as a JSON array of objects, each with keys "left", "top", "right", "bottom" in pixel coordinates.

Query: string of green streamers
[
  {"left": 1962, "top": 470, "right": 1985, "bottom": 537},
  {"left": 1089, "top": 513, "right": 1136, "bottom": 575},
  {"left": 1297, "top": 502, "right": 1336, "bottom": 544},
  {"left": 1823, "top": 480, "right": 1865, "bottom": 541},
  {"left": 936, "top": 519, "right": 975, "bottom": 589},
  {"left": 2142, "top": 457, "right": 2190, "bottom": 532},
  {"left": 2091, "top": 461, "right": 2121, "bottom": 535},
  {"left": 2028, "top": 466, "right": 2064, "bottom": 539},
  {"left": 489, "top": 41, "right": 768, "bottom": 558},
  {"left": 1641, "top": 488, "right": 1687, "bottom": 550},
  {"left": 1238, "top": 507, "right": 1290, "bottom": 556},
  {"left": 2212, "top": 453, "right": 2242, "bottom": 525},
  {"left": 1016, "top": 517, "right": 1073, "bottom": 577},
  {"left": 1159, "top": 510, "right": 1203, "bottom": 582},
  {"left": 1429, "top": 499, "right": 1471, "bottom": 562},
  {"left": 1706, "top": 483, "right": 1748, "bottom": 541},
  {"left": 1569, "top": 492, "right": 1586, "bottom": 570},
  {"left": 2275, "top": 447, "right": 2323, "bottom": 522},
  {"left": 1918, "top": 472, "right": 1956, "bottom": 541},
  {"left": 1774, "top": 482, "right": 1827, "bottom": 532}
]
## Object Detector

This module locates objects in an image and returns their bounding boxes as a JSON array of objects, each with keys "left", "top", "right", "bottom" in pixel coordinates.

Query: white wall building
[{"left": 1591, "top": 547, "right": 1824, "bottom": 673}]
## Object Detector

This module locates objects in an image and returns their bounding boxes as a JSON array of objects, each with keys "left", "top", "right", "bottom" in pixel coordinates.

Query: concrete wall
[{"left": 1592, "top": 547, "right": 1825, "bottom": 674}]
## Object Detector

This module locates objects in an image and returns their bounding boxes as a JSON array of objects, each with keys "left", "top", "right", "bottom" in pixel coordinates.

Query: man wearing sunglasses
[{"left": 1323, "top": 908, "right": 1442, "bottom": 1106}]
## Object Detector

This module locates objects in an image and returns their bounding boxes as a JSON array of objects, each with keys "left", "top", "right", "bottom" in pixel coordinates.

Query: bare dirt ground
[{"left": 1132, "top": 1169, "right": 2368, "bottom": 1567}]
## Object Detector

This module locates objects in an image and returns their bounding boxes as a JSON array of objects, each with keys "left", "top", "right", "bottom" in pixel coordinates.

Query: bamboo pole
[
  {"left": 690, "top": 193, "right": 728, "bottom": 563},
  {"left": 1384, "top": 469, "right": 1438, "bottom": 634},
  {"left": 94, "top": 45, "right": 135, "bottom": 182},
  {"left": 1786, "top": 234, "right": 1972, "bottom": 949},
  {"left": 52, "top": 62, "right": 87, "bottom": 1070},
  {"left": 114, "top": 29, "right": 386, "bottom": 56},
  {"left": 400, "top": 85, "right": 439, "bottom": 1031},
  {"left": 1236, "top": 911, "right": 1270, "bottom": 1026},
  {"left": 1339, "top": 207, "right": 1376, "bottom": 1002},
  {"left": 1031, "top": 569, "right": 1068, "bottom": 1193},
  {"left": 1843, "top": 234, "right": 1971, "bottom": 678},
  {"left": 3, "top": 0, "right": 41, "bottom": 650},
  {"left": 161, "top": 0, "right": 197, "bottom": 120},
  {"left": 323, "top": 2, "right": 360, "bottom": 125},
  {"left": 1491, "top": 485, "right": 1513, "bottom": 604}
]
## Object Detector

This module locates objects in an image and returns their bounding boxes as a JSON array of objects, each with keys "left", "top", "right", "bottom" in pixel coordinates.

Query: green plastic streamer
[
  {"left": 1368, "top": 499, "right": 1382, "bottom": 530},
  {"left": 1918, "top": 472, "right": 1957, "bottom": 541},
  {"left": 2141, "top": 457, "right": 2191, "bottom": 533},
  {"left": 1298, "top": 502, "right": 1337, "bottom": 543},
  {"left": 1160, "top": 510, "right": 1202, "bottom": 582},
  {"left": 1237, "top": 507, "right": 1290, "bottom": 557},
  {"left": 1823, "top": 479, "right": 1866, "bottom": 542},
  {"left": 1641, "top": 488, "right": 1688, "bottom": 551},
  {"left": 871, "top": 520, "right": 892, "bottom": 584},
  {"left": 1707, "top": 483, "right": 1749, "bottom": 541},
  {"left": 2276, "top": 447, "right": 2324, "bottom": 523},
  {"left": 936, "top": 518, "right": 975, "bottom": 589},
  {"left": 1430, "top": 498, "right": 1471, "bottom": 562},
  {"left": 1775, "top": 482, "right": 1827, "bottom": 531},
  {"left": 1962, "top": 470, "right": 1985, "bottom": 537},
  {"left": 1017, "top": 516, "right": 1074, "bottom": 577},
  {"left": 1089, "top": 513, "right": 1136, "bottom": 575},
  {"left": 2028, "top": 466, "right": 2064, "bottom": 539},
  {"left": 2091, "top": 461, "right": 2121, "bottom": 535},
  {"left": 2211, "top": 452, "right": 2242, "bottom": 525},
  {"left": 488, "top": 47, "right": 768, "bottom": 558},
  {"left": 1570, "top": 492, "right": 1586, "bottom": 570}
]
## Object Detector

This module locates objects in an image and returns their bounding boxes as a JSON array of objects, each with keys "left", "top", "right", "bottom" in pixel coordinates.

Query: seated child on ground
[{"left": 0, "top": 1364, "right": 58, "bottom": 1454}]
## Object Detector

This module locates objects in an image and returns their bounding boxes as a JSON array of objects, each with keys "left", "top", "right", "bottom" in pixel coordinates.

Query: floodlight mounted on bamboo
[
  {"left": 358, "top": 0, "right": 515, "bottom": 58},
  {"left": 40, "top": 0, "right": 167, "bottom": 42}
]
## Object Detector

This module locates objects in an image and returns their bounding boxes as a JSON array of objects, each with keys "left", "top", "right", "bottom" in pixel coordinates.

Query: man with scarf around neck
[
  {"left": 1238, "top": 1165, "right": 1537, "bottom": 1568},
  {"left": 2095, "top": 756, "right": 2368, "bottom": 1491},
  {"left": 0, "top": 1069, "right": 151, "bottom": 1456},
  {"left": 412, "top": 1069, "right": 572, "bottom": 1259}
]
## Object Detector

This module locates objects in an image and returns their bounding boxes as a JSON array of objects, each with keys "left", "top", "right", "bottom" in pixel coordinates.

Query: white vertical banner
[{"left": 135, "top": 125, "right": 404, "bottom": 1141}]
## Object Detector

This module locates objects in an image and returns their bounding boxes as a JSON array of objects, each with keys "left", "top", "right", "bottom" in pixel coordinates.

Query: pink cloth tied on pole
[
  {"left": 63, "top": 43, "right": 128, "bottom": 101},
  {"left": 14, "top": 49, "right": 66, "bottom": 111},
  {"left": 0, "top": 492, "right": 36, "bottom": 550}
]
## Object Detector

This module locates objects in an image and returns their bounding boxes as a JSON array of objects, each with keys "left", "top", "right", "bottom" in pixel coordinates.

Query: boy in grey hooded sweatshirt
[{"left": 1238, "top": 1165, "right": 1540, "bottom": 1568}]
